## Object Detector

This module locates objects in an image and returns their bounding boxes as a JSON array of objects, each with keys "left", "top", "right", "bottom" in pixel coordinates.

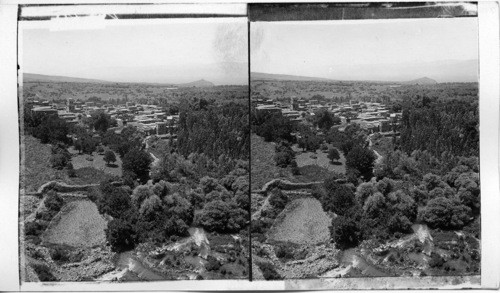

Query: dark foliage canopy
[{"left": 122, "top": 148, "right": 152, "bottom": 184}]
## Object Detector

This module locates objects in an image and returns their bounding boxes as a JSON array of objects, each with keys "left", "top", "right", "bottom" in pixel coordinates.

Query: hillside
[
  {"left": 23, "top": 73, "right": 216, "bottom": 88},
  {"left": 23, "top": 73, "right": 110, "bottom": 84},
  {"left": 177, "top": 79, "right": 214, "bottom": 88},
  {"left": 251, "top": 72, "right": 333, "bottom": 82},
  {"left": 403, "top": 77, "right": 438, "bottom": 85}
]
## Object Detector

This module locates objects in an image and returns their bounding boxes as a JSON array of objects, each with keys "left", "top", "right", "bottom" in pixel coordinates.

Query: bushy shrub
[
  {"left": 387, "top": 212, "right": 413, "bottom": 234},
  {"left": 36, "top": 210, "right": 54, "bottom": 222},
  {"left": 66, "top": 162, "right": 76, "bottom": 177},
  {"left": 139, "top": 195, "right": 163, "bottom": 221},
  {"left": 330, "top": 214, "right": 363, "bottom": 249},
  {"left": 257, "top": 261, "right": 281, "bottom": 280},
  {"left": 275, "top": 243, "right": 296, "bottom": 262},
  {"left": 219, "top": 174, "right": 236, "bottom": 191},
  {"left": 205, "top": 255, "right": 221, "bottom": 271},
  {"left": 49, "top": 246, "right": 71, "bottom": 263},
  {"left": 290, "top": 160, "right": 300, "bottom": 175},
  {"left": 463, "top": 217, "right": 480, "bottom": 239},
  {"left": 195, "top": 200, "right": 247, "bottom": 233},
  {"left": 206, "top": 190, "right": 232, "bottom": 203},
  {"left": 25, "top": 221, "right": 43, "bottom": 236},
  {"left": 152, "top": 180, "right": 170, "bottom": 198},
  {"left": 328, "top": 148, "right": 341, "bottom": 163},
  {"left": 418, "top": 197, "right": 471, "bottom": 230},
  {"left": 235, "top": 191, "right": 250, "bottom": 211},
  {"left": 103, "top": 150, "right": 116, "bottom": 165},
  {"left": 96, "top": 182, "right": 132, "bottom": 219},
  {"left": 44, "top": 191, "right": 64, "bottom": 212},
  {"left": 31, "top": 263, "right": 57, "bottom": 281},
  {"left": 50, "top": 153, "right": 70, "bottom": 170},
  {"left": 429, "top": 252, "right": 445, "bottom": 268},
  {"left": 315, "top": 179, "right": 355, "bottom": 216},
  {"left": 200, "top": 176, "right": 220, "bottom": 194},
  {"left": 186, "top": 188, "right": 204, "bottom": 209},
  {"left": 131, "top": 185, "right": 152, "bottom": 208},
  {"left": 163, "top": 192, "right": 194, "bottom": 226},
  {"left": 231, "top": 176, "right": 249, "bottom": 194},
  {"left": 105, "top": 218, "right": 136, "bottom": 252},
  {"left": 122, "top": 148, "right": 152, "bottom": 184},
  {"left": 345, "top": 146, "right": 376, "bottom": 181},
  {"left": 163, "top": 217, "right": 189, "bottom": 237},
  {"left": 274, "top": 151, "right": 293, "bottom": 168},
  {"left": 355, "top": 182, "right": 374, "bottom": 206},
  {"left": 268, "top": 188, "right": 288, "bottom": 210},
  {"left": 363, "top": 192, "right": 387, "bottom": 219}
]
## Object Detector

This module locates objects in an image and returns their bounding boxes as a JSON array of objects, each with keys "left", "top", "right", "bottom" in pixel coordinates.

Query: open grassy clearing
[
  {"left": 22, "top": 135, "right": 119, "bottom": 193},
  {"left": 22, "top": 135, "right": 69, "bottom": 193},
  {"left": 69, "top": 167, "right": 119, "bottom": 186},
  {"left": 69, "top": 146, "right": 122, "bottom": 177},
  {"left": 251, "top": 133, "right": 295, "bottom": 190},
  {"left": 42, "top": 199, "right": 107, "bottom": 247},
  {"left": 293, "top": 165, "right": 335, "bottom": 183},
  {"left": 293, "top": 144, "right": 346, "bottom": 174}
]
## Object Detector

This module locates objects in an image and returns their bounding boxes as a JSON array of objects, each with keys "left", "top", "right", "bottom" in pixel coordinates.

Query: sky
[
  {"left": 251, "top": 17, "right": 478, "bottom": 82},
  {"left": 21, "top": 18, "right": 248, "bottom": 85}
]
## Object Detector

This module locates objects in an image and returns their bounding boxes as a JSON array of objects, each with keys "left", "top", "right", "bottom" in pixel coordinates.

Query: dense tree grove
[
  {"left": 24, "top": 108, "right": 71, "bottom": 145},
  {"left": 85, "top": 112, "right": 116, "bottom": 133},
  {"left": 297, "top": 125, "right": 322, "bottom": 152},
  {"left": 94, "top": 98, "right": 251, "bottom": 252},
  {"left": 122, "top": 148, "right": 152, "bottom": 184},
  {"left": 252, "top": 110, "right": 295, "bottom": 143},
  {"left": 313, "top": 179, "right": 356, "bottom": 216},
  {"left": 346, "top": 146, "right": 376, "bottom": 181},
  {"left": 250, "top": 80, "right": 480, "bottom": 279},
  {"left": 274, "top": 142, "right": 296, "bottom": 168},
  {"left": 195, "top": 200, "right": 247, "bottom": 233},
  {"left": 103, "top": 150, "right": 117, "bottom": 165},
  {"left": 312, "top": 109, "right": 341, "bottom": 131},
  {"left": 177, "top": 100, "right": 250, "bottom": 161},
  {"left": 418, "top": 197, "right": 471, "bottom": 230},
  {"left": 327, "top": 148, "right": 340, "bottom": 163},
  {"left": 326, "top": 124, "right": 367, "bottom": 156},
  {"left": 399, "top": 97, "right": 478, "bottom": 157},
  {"left": 102, "top": 126, "right": 144, "bottom": 158}
]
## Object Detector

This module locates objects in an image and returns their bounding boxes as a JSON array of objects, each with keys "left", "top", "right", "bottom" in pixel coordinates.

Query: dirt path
[
  {"left": 367, "top": 134, "right": 383, "bottom": 164},
  {"left": 251, "top": 193, "right": 271, "bottom": 219},
  {"left": 98, "top": 251, "right": 166, "bottom": 281},
  {"left": 164, "top": 227, "right": 210, "bottom": 260},
  {"left": 150, "top": 152, "right": 160, "bottom": 168}
]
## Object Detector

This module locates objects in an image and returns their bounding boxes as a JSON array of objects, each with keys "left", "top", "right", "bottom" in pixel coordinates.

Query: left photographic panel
[{"left": 18, "top": 5, "right": 250, "bottom": 283}]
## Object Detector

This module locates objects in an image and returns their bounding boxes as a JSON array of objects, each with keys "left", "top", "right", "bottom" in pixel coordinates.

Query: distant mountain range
[
  {"left": 252, "top": 72, "right": 447, "bottom": 84},
  {"left": 23, "top": 73, "right": 110, "bottom": 84},
  {"left": 23, "top": 73, "right": 215, "bottom": 88},
  {"left": 251, "top": 72, "right": 332, "bottom": 82},
  {"left": 253, "top": 59, "right": 477, "bottom": 83},
  {"left": 178, "top": 79, "right": 214, "bottom": 88},
  {"left": 402, "top": 77, "right": 438, "bottom": 85}
]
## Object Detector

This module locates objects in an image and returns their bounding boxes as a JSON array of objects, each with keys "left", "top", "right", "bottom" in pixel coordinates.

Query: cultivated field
[
  {"left": 267, "top": 197, "right": 331, "bottom": 245},
  {"left": 42, "top": 199, "right": 107, "bottom": 247}
]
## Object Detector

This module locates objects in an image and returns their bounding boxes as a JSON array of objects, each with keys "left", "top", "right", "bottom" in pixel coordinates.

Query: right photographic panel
[{"left": 249, "top": 3, "right": 480, "bottom": 282}]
